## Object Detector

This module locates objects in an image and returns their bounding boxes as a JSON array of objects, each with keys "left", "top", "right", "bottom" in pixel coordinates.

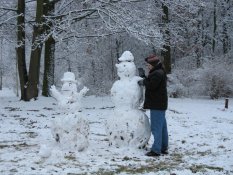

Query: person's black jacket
[{"left": 143, "top": 63, "right": 168, "bottom": 110}]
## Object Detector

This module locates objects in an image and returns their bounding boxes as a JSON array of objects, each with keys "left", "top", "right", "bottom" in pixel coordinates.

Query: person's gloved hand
[
  {"left": 138, "top": 68, "right": 146, "bottom": 78},
  {"left": 138, "top": 79, "right": 144, "bottom": 86}
]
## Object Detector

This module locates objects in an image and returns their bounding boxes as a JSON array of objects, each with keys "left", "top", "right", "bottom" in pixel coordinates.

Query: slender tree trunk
[
  {"left": 212, "top": 0, "right": 217, "bottom": 53},
  {"left": 201, "top": 7, "right": 207, "bottom": 55},
  {"left": 0, "top": 38, "right": 2, "bottom": 90},
  {"left": 16, "top": 0, "right": 28, "bottom": 100},
  {"left": 222, "top": 23, "right": 229, "bottom": 54},
  {"left": 25, "top": 0, "right": 44, "bottom": 100},
  {"left": 91, "top": 60, "right": 96, "bottom": 86},
  {"left": 195, "top": 8, "right": 203, "bottom": 68},
  {"left": 222, "top": 0, "right": 230, "bottom": 54},
  {"left": 42, "top": 0, "right": 55, "bottom": 97},
  {"left": 161, "top": 3, "right": 171, "bottom": 74},
  {"left": 110, "top": 36, "right": 115, "bottom": 81},
  {"left": 16, "top": 55, "right": 19, "bottom": 97},
  {"left": 116, "top": 38, "right": 122, "bottom": 62},
  {"left": 42, "top": 37, "right": 55, "bottom": 96}
]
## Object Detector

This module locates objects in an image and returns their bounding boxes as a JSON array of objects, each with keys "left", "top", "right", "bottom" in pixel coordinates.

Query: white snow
[{"left": 0, "top": 88, "right": 233, "bottom": 174}]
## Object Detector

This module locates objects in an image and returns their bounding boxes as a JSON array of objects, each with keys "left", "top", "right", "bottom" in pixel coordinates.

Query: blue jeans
[{"left": 150, "top": 110, "right": 168, "bottom": 154}]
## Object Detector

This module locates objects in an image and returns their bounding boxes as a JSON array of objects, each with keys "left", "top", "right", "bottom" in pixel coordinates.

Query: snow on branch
[{"left": 0, "top": 14, "right": 21, "bottom": 27}]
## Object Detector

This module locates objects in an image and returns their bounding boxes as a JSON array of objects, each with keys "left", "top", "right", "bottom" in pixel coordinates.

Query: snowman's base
[
  {"left": 106, "top": 109, "right": 151, "bottom": 149},
  {"left": 50, "top": 114, "right": 90, "bottom": 153}
]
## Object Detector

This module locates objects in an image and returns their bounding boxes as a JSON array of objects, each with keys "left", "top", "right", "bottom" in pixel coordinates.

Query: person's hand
[
  {"left": 138, "top": 68, "right": 145, "bottom": 78},
  {"left": 138, "top": 79, "right": 144, "bottom": 86}
]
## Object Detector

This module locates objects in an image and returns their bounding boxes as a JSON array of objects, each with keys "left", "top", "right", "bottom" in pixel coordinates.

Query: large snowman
[
  {"left": 106, "top": 51, "right": 151, "bottom": 149},
  {"left": 39, "top": 72, "right": 89, "bottom": 158}
]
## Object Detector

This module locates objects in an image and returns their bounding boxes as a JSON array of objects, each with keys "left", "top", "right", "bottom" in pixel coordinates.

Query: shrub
[
  {"left": 167, "top": 74, "right": 187, "bottom": 98},
  {"left": 199, "top": 57, "right": 233, "bottom": 99}
]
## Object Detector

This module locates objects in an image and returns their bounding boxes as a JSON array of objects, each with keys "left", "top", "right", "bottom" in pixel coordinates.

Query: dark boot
[
  {"left": 161, "top": 149, "right": 168, "bottom": 155},
  {"left": 145, "top": 151, "right": 160, "bottom": 157}
]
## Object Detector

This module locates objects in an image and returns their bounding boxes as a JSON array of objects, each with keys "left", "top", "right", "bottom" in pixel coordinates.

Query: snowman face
[
  {"left": 61, "top": 81, "right": 77, "bottom": 96},
  {"left": 116, "top": 62, "right": 136, "bottom": 79}
]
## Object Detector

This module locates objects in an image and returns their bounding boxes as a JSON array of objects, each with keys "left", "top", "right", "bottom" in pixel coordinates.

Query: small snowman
[
  {"left": 106, "top": 51, "right": 151, "bottom": 149},
  {"left": 39, "top": 72, "right": 90, "bottom": 158}
]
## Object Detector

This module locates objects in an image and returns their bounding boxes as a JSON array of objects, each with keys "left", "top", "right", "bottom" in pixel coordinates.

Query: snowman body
[{"left": 106, "top": 51, "right": 151, "bottom": 148}]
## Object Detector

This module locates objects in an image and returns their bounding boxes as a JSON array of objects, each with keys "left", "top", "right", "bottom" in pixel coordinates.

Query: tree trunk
[
  {"left": 16, "top": 0, "right": 28, "bottom": 100},
  {"left": 25, "top": 0, "right": 44, "bottom": 100},
  {"left": 201, "top": 6, "right": 207, "bottom": 56},
  {"left": 42, "top": 0, "right": 55, "bottom": 97},
  {"left": 161, "top": 3, "right": 171, "bottom": 74},
  {"left": 212, "top": 0, "right": 217, "bottom": 53},
  {"left": 222, "top": 0, "right": 230, "bottom": 54},
  {"left": 0, "top": 38, "right": 3, "bottom": 90},
  {"left": 195, "top": 8, "right": 203, "bottom": 68},
  {"left": 42, "top": 37, "right": 55, "bottom": 96}
]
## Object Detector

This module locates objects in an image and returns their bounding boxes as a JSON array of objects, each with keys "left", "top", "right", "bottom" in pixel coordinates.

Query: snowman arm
[
  {"left": 50, "top": 85, "right": 62, "bottom": 101},
  {"left": 132, "top": 76, "right": 144, "bottom": 86},
  {"left": 134, "top": 76, "right": 143, "bottom": 82},
  {"left": 110, "top": 85, "right": 117, "bottom": 97},
  {"left": 78, "top": 86, "right": 89, "bottom": 97}
]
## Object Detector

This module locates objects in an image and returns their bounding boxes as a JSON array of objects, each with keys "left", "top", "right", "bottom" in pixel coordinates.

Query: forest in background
[{"left": 0, "top": 0, "right": 232, "bottom": 100}]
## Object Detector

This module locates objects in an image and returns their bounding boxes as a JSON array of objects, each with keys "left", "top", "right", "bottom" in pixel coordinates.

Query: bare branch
[
  {"left": 0, "top": 7, "right": 17, "bottom": 12},
  {"left": 0, "top": 14, "right": 21, "bottom": 27}
]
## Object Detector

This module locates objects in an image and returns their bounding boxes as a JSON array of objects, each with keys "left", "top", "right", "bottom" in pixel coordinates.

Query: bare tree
[
  {"left": 0, "top": 37, "right": 3, "bottom": 90},
  {"left": 161, "top": 2, "right": 171, "bottom": 74},
  {"left": 16, "top": 0, "right": 28, "bottom": 100},
  {"left": 222, "top": 0, "right": 231, "bottom": 54},
  {"left": 42, "top": 0, "right": 56, "bottom": 97},
  {"left": 212, "top": 0, "right": 217, "bottom": 53}
]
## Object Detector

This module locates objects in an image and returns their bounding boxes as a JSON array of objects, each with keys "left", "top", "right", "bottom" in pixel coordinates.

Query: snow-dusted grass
[{"left": 0, "top": 90, "right": 233, "bottom": 175}]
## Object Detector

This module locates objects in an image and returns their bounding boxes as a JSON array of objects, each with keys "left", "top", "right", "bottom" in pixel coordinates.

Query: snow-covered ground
[{"left": 0, "top": 89, "right": 233, "bottom": 175}]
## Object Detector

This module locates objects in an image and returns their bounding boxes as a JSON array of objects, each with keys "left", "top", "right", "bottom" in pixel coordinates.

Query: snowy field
[{"left": 0, "top": 89, "right": 233, "bottom": 175}]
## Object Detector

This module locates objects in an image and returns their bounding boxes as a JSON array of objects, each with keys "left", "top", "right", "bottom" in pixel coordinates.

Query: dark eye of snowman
[{"left": 123, "top": 65, "right": 126, "bottom": 67}]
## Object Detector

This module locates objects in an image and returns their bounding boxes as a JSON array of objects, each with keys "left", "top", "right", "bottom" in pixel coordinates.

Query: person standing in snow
[{"left": 139, "top": 54, "right": 168, "bottom": 157}]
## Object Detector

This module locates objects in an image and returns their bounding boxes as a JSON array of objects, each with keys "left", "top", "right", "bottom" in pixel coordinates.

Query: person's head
[{"left": 145, "top": 55, "right": 160, "bottom": 70}]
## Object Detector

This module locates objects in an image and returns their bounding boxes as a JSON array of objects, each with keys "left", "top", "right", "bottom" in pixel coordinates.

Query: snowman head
[
  {"left": 61, "top": 72, "right": 77, "bottom": 83},
  {"left": 116, "top": 61, "right": 136, "bottom": 79},
  {"left": 116, "top": 51, "right": 136, "bottom": 79},
  {"left": 118, "top": 51, "right": 134, "bottom": 62},
  {"left": 61, "top": 72, "right": 77, "bottom": 95}
]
